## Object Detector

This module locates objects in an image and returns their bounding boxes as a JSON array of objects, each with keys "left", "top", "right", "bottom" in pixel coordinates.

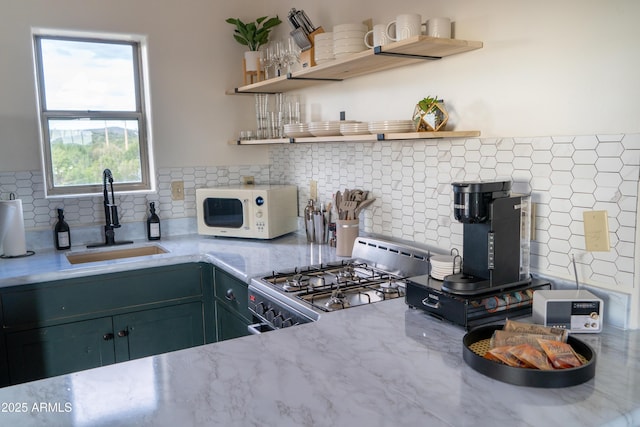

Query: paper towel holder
[{"left": 0, "top": 193, "right": 35, "bottom": 259}]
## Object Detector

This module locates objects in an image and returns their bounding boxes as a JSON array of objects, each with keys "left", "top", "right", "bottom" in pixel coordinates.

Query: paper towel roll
[
  {"left": 0, "top": 202, "right": 16, "bottom": 248},
  {"left": 0, "top": 199, "right": 27, "bottom": 257}
]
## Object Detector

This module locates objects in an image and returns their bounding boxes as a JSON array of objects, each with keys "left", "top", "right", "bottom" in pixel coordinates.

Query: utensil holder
[{"left": 336, "top": 219, "right": 359, "bottom": 256}]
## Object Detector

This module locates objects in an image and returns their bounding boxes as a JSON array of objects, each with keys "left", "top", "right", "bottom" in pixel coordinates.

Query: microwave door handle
[{"left": 243, "top": 199, "right": 250, "bottom": 229}]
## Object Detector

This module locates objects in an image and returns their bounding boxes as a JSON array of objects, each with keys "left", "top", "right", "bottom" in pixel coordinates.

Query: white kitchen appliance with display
[
  {"left": 532, "top": 289, "right": 603, "bottom": 333},
  {"left": 196, "top": 184, "right": 298, "bottom": 239}
]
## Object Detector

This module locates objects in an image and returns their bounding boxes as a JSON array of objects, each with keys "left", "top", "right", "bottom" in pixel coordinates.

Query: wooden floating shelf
[
  {"left": 225, "top": 36, "right": 483, "bottom": 95},
  {"left": 229, "top": 130, "right": 481, "bottom": 145}
]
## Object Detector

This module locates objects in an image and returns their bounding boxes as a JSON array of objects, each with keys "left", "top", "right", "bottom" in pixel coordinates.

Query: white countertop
[
  {"left": 0, "top": 234, "right": 638, "bottom": 426},
  {"left": 0, "top": 232, "right": 339, "bottom": 288}
]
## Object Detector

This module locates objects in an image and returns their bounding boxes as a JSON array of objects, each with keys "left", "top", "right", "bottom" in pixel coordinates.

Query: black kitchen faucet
[{"left": 87, "top": 169, "right": 133, "bottom": 248}]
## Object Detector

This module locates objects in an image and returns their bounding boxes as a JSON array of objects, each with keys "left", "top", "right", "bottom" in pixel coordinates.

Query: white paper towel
[
  {"left": 0, "top": 199, "right": 27, "bottom": 257},
  {"left": 0, "top": 202, "right": 16, "bottom": 248}
]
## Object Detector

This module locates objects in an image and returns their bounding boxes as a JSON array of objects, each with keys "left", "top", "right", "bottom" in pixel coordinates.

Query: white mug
[
  {"left": 364, "top": 24, "right": 390, "bottom": 48},
  {"left": 386, "top": 13, "right": 424, "bottom": 41},
  {"left": 427, "top": 17, "right": 452, "bottom": 38}
]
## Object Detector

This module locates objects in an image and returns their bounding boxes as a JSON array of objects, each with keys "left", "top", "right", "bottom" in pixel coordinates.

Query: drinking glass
[{"left": 284, "top": 37, "right": 301, "bottom": 74}]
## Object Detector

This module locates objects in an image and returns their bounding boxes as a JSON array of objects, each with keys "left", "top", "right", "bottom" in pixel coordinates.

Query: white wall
[
  {"left": 0, "top": 0, "right": 273, "bottom": 173},
  {"left": 2, "top": 0, "right": 638, "bottom": 173},
  {"left": 268, "top": 0, "right": 640, "bottom": 137}
]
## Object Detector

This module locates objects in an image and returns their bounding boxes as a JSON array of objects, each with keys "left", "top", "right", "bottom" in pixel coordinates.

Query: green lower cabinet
[
  {"left": 6, "top": 317, "right": 116, "bottom": 385},
  {"left": 215, "top": 301, "right": 251, "bottom": 341},
  {"left": 6, "top": 302, "right": 205, "bottom": 385},
  {"left": 0, "top": 262, "right": 217, "bottom": 386},
  {"left": 114, "top": 302, "right": 204, "bottom": 362}
]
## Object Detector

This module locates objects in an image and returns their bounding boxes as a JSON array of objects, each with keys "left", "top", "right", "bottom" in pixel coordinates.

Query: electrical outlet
[
  {"left": 242, "top": 176, "right": 255, "bottom": 185},
  {"left": 583, "top": 210, "right": 610, "bottom": 251},
  {"left": 310, "top": 180, "right": 318, "bottom": 201},
  {"left": 171, "top": 181, "right": 184, "bottom": 201}
]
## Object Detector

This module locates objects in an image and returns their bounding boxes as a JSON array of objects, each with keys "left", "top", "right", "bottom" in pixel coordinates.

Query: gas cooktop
[{"left": 249, "top": 237, "right": 431, "bottom": 331}]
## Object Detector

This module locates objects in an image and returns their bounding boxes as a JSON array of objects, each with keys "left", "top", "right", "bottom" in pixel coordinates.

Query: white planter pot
[{"left": 244, "top": 51, "right": 261, "bottom": 72}]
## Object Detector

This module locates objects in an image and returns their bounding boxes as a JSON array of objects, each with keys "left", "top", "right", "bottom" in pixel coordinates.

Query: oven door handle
[{"left": 247, "top": 322, "right": 273, "bottom": 335}]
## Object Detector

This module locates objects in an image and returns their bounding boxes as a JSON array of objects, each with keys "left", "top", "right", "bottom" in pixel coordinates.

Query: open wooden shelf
[
  {"left": 229, "top": 130, "right": 481, "bottom": 145},
  {"left": 225, "top": 35, "right": 483, "bottom": 95}
]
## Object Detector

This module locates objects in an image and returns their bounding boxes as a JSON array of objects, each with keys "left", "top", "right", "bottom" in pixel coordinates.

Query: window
[{"left": 33, "top": 30, "right": 154, "bottom": 196}]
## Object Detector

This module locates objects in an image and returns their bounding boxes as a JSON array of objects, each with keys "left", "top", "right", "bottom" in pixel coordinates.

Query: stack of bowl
[
  {"left": 333, "top": 23, "right": 367, "bottom": 58},
  {"left": 313, "top": 33, "right": 334, "bottom": 64},
  {"left": 368, "top": 120, "right": 416, "bottom": 134},
  {"left": 283, "top": 123, "right": 312, "bottom": 138},
  {"left": 340, "top": 121, "right": 369, "bottom": 135},
  {"left": 430, "top": 254, "right": 462, "bottom": 281},
  {"left": 309, "top": 120, "right": 357, "bottom": 137}
]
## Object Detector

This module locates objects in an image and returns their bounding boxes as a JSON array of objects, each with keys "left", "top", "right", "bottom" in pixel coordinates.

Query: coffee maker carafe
[{"left": 442, "top": 180, "right": 531, "bottom": 295}]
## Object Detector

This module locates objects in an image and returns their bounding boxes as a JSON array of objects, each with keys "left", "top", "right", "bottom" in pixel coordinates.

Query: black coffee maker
[{"left": 442, "top": 180, "right": 531, "bottom": 295}]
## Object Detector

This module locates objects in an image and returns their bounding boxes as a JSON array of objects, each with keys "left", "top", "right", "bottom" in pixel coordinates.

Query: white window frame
[{"left": 32, "top": 28, "right": 155, "bottom": 197}]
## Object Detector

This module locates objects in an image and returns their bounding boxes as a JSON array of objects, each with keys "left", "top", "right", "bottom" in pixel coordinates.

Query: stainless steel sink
[{"left": 66, "top": 244, "right": 168, "bottom": 264}]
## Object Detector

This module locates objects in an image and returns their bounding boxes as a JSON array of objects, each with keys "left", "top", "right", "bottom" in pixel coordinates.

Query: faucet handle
[{"left": 108, "top": 205, "right": 121, "bottom": 228}]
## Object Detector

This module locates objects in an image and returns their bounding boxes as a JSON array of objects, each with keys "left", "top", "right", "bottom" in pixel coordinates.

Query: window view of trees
[
  {"left": 34, "top": 32, "right": 152, "bottom": 195},
  {"left": 49, "top": 120, "right": 142, "bottom": 186}
]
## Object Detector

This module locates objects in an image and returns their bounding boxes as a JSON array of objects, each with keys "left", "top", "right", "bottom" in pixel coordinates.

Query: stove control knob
[
  {"left": 273, "top": 314, "right": 285, "bottom": 328},
  {"left": 254, "top": 302, "right": 266, "bottom": 315},
  {"left": 265, "top": 308, "right": 276, "bottom": 321},
  {"left": 282, "top": 318, "right": 294, "bottom": 328}
]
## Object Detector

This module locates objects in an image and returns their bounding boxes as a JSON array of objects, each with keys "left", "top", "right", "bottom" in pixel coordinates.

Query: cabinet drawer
[
  {"left": 2, "top": 264, "right": 203, "bottom": 327},
  {"left": 214, "top": 269, "right": 249, "bottom": 319}
]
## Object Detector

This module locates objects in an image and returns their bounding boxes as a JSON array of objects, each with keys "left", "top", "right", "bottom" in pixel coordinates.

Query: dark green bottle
[
  {"left": 54, "top": 208, "right": 71, "bottom": 250},
  {"left": 147, "top": 202, "right": 161, "bottom": 240}
]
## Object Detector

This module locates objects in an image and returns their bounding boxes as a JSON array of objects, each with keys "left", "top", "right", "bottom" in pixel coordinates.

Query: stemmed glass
[
  {"left": 270, "top": 41, "right": 286, "bottom": 77},
  {"left": 284, "top": 37, "right": 301, "bottom": 74},
  {"left": 260, "top": 42, "right": 276, "bottom": 80}
]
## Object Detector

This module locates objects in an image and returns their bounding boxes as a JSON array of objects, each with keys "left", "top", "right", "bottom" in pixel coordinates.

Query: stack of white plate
[
  {"left": 308, "top": 121, "right": 343, "bottom": 137},
  {"left": 284, "top": 123, "right": 312, "bottom": 138},
  {"left": 340, "top": 121, "right": 369, "bottom": 135},
  {"left": 430, "top": 255, "right": 462, "bottom": 281},
  {"left": 333, "top": 23, "right": 367, "bottom": 58},
  {"left": 368, "top": 120, "right": 416, "bottom": 134},
  {"left": 314, "top": 32, "right": 334, "bottom": 64}
]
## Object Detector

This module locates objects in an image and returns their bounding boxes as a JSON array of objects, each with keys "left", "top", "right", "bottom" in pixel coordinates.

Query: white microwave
[{"left": 196, "top": 185, "right": 298, "bottom": 239}]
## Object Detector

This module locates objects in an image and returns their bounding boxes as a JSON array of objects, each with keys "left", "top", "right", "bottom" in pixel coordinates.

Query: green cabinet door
[
  {"left": 215, "top": 301, "right": 250, "bottom": 341},
  {"left": 6, "top": 317, "right": 115, "bottom": 384},
  {"left": 113, "top": 302, "right": 205, "bottom": 362}
]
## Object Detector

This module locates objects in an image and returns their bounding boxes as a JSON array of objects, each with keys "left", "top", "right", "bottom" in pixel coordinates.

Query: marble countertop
[
  {"left": 0, "top": 232, "right": 340, "bottom": 288},
  {"left": 0, "top": 233, "right": 638, "bottom": 426},
  {"left": 0, "top": 299, "right": 638, "bottom": 426}
]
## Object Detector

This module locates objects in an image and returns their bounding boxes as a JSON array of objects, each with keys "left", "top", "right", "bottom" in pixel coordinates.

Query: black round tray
[{"left": 463, "top": 324, "right": 596, "bottom": 388}]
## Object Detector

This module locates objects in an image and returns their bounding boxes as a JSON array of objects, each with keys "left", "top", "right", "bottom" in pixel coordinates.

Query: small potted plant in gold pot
[{"left": 413, "top": 96, "right": 449, "bottom": 132}]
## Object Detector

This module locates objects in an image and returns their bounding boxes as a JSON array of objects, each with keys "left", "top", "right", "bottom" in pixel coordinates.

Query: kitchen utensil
[
  {"left": 290, "top": 27, "right": 312, "bottom": 51},
  {"left": 339, "top": 200, "right": 356, "bottom": 220},
  {"left": 314, "top": 211, "right": 325, "bottom": 243},
  {"left": 352, "top": 197, "right": 375, "bottom": 218}
]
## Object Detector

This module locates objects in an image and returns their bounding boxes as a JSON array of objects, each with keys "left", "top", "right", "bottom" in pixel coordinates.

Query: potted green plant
[
  {"left": 226, "top": 15, "right": 282, "bottom": 72},
  {"left": 413, "top": 95, "right": 449, "bottom": 132}
]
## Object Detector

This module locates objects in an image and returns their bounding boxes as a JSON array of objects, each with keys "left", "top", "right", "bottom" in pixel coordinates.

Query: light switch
[
  {"left": 171, "top": 181, "right": 184, "bottom": 201},
  {"left": 583, "top": 210, "right": 610, "bottom": 252}
]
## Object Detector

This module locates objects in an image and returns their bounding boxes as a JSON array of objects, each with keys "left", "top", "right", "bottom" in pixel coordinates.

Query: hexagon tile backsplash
[
  {"left": 270, "top": 133, "right": 639, "bottom": 294},
  {"left": 1, "top": 133, "right": 638, "bottom": 297}
]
